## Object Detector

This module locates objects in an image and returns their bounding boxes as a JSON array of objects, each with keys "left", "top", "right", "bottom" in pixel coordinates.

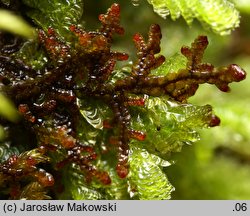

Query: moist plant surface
[{"left": 0, "top": 1, "right": 246, "bottom": 199}]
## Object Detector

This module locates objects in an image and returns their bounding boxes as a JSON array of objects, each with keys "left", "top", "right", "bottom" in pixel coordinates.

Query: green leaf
[
  {"left": 0, "top": 142, "right": 19, "bottom": 163},
  {"left": 19, "top": 148, "right": 50, "bottom": 164},
  {"left": 0, "top": 9, "right": 35, "bottom": 38},
  {"left": 152, "top": 52, "right": 187, "bottom": 76},
  {"left": 77, "top": 98, "right": 112, "bottom": 130},
  {"left": 104, "top": 167, "right": 130, "bottom": 199},
  {"left": 15, "top": 40, "right": 48, "bottom": 70},
  {"left": 64, "top": 165, "right": 104, "bottom": 200},
  {"left": 19, "top": 182, "right": 51, "bottom": 200},
  {"left": 77, "top": 98, "right": 113, "bottom": 147},
  {"left": 146, "top": 0, "right": 240, "bottom": 35},
  {"left": 22, "top": 0, "right": 83, "bottom": 38},
  {"left": 15, "top": 1, "right": 84, "bottom": 70},
  {"left": 0, "top": 93, "right": 20, "bottom": 122},
  {"left": 130, "top": 96, "right": 214, "bottom": 157},
  {"left": 129, "top": 144, "right": 174, "bottom": 199}
]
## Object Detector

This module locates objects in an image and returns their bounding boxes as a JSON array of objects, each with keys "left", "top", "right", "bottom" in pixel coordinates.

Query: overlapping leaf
[
  {"left": 129, "top": 144, "right": 173, "bottom": 199},
  {"left": 130, "top": 96, "right": 215, "bottom": 158},
  {"left": 146, "top": 0, "right": 240, "bottom": 35},
  {"left": 61, "top": 164, "right": 103, "bottom": 200},
  {"left": 22, "top": 0, "right": 83, "bottom": 38}
]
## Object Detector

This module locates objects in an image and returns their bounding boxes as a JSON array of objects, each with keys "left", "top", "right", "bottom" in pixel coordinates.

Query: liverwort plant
[{"left": 0, "top": 0, "right": 246, "bottom": 199}]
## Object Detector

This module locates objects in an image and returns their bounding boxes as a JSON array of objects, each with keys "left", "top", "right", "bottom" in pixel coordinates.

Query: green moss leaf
[
  {"left": 15, "top": 40, "right": 48, "bottom": 70},
  {"left": 77, "top": 98, "right": 113, "bottom": 148},
  {"left": 15, "top": 0, "right": 84, "bottom": 69},
  {"left": 61, "top": 165, "right": 104, "bottom": 200},
  {"left": 19, "top": 182, "right": 51, "bottom": 200},
  {"left": 146, "top": 0, "right": 240, "bottom": 35},
  {"left": 77, "top": 98, "right": 112, "bottom": 130},
  {"left": 0, "top": 93, "right": 19, "bottom": 123},
  {"left": 129, "top": 144, "right": 174, "bottom": 199},
  {"left": 104, "top": 167, "right": 130, "bottom": 199},
  {"left": 0, "top": 9, "right": 35, "bottom": 38},
  {"left": 152, "top": 52, "right": 187, "bottom": 76},
  {"left": 22, "top": 0, "right": 83, "bottom": 38},
  {"left": 130, "top": 96, "right": 214, "bottom": 157},
  {"left": 0, "top": 142, "right": 19, "bottom": 163}
]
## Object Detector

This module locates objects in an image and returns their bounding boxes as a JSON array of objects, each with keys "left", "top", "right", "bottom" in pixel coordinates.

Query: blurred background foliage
[{"left": 83, "top": 0, "right": 250, "bottom": 199}]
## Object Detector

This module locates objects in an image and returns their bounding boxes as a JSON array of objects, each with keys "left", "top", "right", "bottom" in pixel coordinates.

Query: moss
[{"left": 0, "top": 1, "right": 246, "bottom": 199}]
